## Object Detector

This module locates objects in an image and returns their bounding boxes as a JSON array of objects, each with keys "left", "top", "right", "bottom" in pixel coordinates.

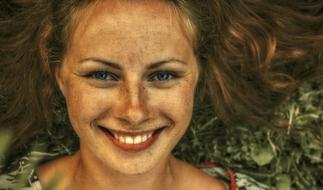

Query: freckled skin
[
  {"left": 38, "top": 1, "right": 225, "bottom": 190},
  {"left": 58, "top": 0, "right": 198, "bottom": 175}
]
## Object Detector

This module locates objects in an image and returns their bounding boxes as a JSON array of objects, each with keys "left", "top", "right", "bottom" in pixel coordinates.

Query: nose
[{"left": 115, "top": 81, "right": 150, "bottom": 126}]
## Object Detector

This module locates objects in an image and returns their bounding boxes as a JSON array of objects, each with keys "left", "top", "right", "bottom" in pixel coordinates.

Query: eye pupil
[
  {"left": 94, "top": 72, "right": 108, "bottom": 80},
  {"left": 158, "top": 73, "right": 170, "bottom": 81}
]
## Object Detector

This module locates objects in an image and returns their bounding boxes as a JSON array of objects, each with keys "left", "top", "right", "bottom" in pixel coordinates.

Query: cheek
[
  {"left": 64, "top": 81, "right": 109, "bottom": 130},
  {"left": 150, "top": 81, "right": 196, "bottom": 126}
]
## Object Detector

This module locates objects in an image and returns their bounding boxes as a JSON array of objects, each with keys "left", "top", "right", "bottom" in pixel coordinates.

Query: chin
[{"left": 96, "top": 148, "right": 167, "bottom": 176}]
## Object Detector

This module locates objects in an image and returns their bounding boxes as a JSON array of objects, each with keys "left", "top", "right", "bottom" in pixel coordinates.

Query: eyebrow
[{"left": 79, "top": 57, "right": 187, "bottom": 70}]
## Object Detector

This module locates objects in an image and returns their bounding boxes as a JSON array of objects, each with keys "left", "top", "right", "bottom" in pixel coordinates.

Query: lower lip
[{"left": 102, "top": 128, "right": 163, "bottom": 152}]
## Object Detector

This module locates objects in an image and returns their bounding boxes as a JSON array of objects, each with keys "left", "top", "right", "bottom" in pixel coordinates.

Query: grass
[{"left": 173, "top": 78, "right": 323, "bottom": 189}]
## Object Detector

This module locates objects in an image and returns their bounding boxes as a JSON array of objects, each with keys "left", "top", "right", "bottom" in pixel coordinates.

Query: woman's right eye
[{"left": 85, "top": 71, "right": 118, "bottom": 81}]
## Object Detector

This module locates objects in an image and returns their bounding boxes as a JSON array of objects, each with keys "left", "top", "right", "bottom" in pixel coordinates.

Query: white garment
[{"left": 31, "top": 181, "right": 43, "bottom": 190}]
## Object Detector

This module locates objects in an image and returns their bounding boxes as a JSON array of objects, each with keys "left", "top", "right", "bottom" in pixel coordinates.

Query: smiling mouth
[{"left": 98, "top": 126, "right": 166, "bottom": 152}]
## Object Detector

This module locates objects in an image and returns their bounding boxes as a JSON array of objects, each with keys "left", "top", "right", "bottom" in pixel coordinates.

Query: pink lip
[{"left": 102, "top": 128, "right": 164, "bottom": 152}]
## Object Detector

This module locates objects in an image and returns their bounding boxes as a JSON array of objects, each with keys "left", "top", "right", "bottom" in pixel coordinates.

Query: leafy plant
[{"left": 173, "top": 77, "right": 323, "bottom": 189}]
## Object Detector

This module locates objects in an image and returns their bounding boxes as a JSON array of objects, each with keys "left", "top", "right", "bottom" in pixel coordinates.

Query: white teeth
[
  {"left": 142, "top": 135, "right": 147, "bottom": 142},
  {"left": 133, "top": 136, "right": 142, "bottom": 144},
  {"left": 125, "top": 137, "right": 134, "bottom": 144},
  {"left": 113, "top": 132, "right": 154, "bottom": 144},
  {"left": 120, "top": 136, "right": 126, "bottom": 143}
]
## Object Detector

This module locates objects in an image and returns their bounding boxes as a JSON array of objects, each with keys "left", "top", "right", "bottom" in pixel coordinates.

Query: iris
[
  {"left": 93, "top": 71, "right": 113, "bottom": 80},
  {"left": 153, "top": 72, "right": 173, "bottom": 81}
]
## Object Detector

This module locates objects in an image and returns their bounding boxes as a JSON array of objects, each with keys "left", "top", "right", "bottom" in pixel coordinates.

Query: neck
[{"left": 72, "top": 149, "right": 177, "bottom": 190}]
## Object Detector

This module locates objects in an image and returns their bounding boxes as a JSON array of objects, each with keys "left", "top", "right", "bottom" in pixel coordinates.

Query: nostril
[
  {"left": 119, "top": 108, "right": 149, "bottom": 126},
  {"left": 117, "top": 88, "right": 149, "bottom": 125}
]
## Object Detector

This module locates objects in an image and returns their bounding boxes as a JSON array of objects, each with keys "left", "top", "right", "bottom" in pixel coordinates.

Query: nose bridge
[
  {"left": 126, "top": 81, "right": 144, "bottom": 108},
  {"left": 118, "top": 79, "right": 148, "bottom": 125}
]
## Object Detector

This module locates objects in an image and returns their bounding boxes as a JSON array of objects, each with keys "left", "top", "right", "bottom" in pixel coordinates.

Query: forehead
[{"left": 67, "top": 0, "right": 193, "bottom": 62}]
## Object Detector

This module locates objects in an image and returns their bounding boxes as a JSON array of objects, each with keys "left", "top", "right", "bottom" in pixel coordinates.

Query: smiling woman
[
  {"left": 53, "top": 1, "right": 200, "bottom": 186},
  {"left": 0, "top": 0, "right": 323, "bottom": 190}
]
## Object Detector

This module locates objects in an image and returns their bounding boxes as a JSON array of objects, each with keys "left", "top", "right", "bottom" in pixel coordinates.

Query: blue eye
[
  {"left": 152, "top": 72, "right": 174, "bottom": 81},
  {"left": 92, "top": 71, "right": 115, "bottom": 80}
]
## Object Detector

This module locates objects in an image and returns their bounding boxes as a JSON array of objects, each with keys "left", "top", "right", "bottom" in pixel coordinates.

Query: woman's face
[{"left": 56, "top": 0, "right": 198, "bottom": 175}]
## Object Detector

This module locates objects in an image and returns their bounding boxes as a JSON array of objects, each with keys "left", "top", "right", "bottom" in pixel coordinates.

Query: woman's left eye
[{"left": 150, "top": 71, "right": 176, "bottom": 81}]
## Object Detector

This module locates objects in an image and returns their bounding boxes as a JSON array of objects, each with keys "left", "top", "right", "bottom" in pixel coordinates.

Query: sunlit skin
[{"left": 38, "top": 0, "right": 226, "bottom": 190}]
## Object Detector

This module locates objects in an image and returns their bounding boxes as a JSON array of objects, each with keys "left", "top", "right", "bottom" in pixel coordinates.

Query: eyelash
[
  {"left": 85, "top": 71, "right": 118, "bottom": 81},
  {"left": 149, "top": 71, "right": 179, "bottom": 81},
  {"left": 85, "top": 70, "right": 180, "bottom": 82}
]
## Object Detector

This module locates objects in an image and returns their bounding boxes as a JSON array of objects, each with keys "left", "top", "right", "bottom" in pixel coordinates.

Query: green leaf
[
  {"left": 276, "top": 174, "right": 291, "bottom": 190},
  {"left": 250, "top": 145, "right": 274, "bottom": 166}
]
